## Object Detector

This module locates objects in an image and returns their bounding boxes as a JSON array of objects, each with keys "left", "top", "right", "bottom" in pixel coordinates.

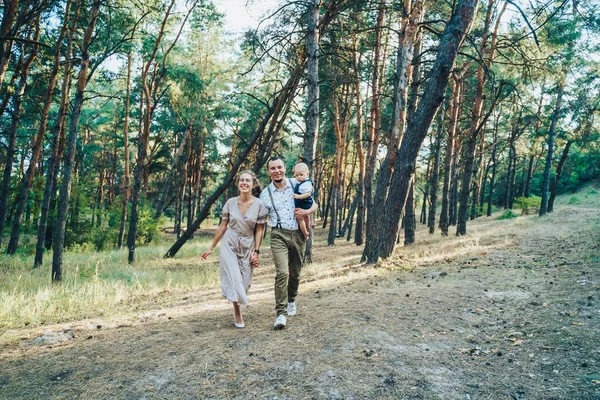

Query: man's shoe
[
  {"left": 274, "top": 314, "right": 287, "bottom": 330},
  {"left": 287, "top": 302, "right": 296, "bottom": 316}
]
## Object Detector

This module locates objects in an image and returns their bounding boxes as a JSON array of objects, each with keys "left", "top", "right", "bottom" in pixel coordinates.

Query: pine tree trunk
[
  {"left": 6, "top": 20, "right": 43, "bottom": 254},
  {"left": 364, "top": 0, "right": 423, "bottom": 258},
  {"left": 0, "top": 0, "right": 19, "bottom": 88},
  {"left": 0, "top": 53, "right": 35, "bottom": 244},
  {"left": 547, "top": 141, "right": 571, "bottom": 212},
  {"left": 117, "top": 51, "right": 132, "bottom": 250},
  {"left": 363, "top": 0, "right": 386, "bottom": 256},
  {"left": 52, "top": 0, "right": 101, "bottom": 281},
  {"left": 365, "top": 0, "right": 479, "bottom": 262},
  {"left": 439, "top": 74, "right": 461, "bottom": 235},
  {"left": 428, "top": 104, "right": 444, "bottom": 234},
  {"left": 540, "top": 82, "right": 564, "bottom": 216},
  {"left": 404, "top": 177, "right": 416, "bottom": 245}
]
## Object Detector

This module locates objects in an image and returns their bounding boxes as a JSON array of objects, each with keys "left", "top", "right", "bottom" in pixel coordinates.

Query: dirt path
[{"left": 1, "top": 197, "right": 599, "bottom": 399}]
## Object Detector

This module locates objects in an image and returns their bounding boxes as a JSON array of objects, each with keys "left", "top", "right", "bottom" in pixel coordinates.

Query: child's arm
[{"left": 292, "top": 191, "right": 311, "bottom": 200}]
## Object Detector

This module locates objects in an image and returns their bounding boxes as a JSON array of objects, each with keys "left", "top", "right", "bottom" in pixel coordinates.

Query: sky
[{"left": 214, "top": 0, "right": 277, "bottom": 34}]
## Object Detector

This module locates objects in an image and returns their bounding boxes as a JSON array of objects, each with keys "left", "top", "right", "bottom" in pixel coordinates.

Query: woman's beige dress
[{"left": 220, "top": 197, "right": 267, "bottom": 305}]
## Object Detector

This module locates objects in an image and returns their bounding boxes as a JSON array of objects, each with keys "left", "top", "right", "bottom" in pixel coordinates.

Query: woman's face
[{"left": 238, "top": 173, "right": 253, "bottom": 194}]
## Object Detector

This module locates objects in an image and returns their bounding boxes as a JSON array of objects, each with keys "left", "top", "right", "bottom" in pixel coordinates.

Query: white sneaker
[
  {"left": 287, "top": 302, "right": 297, "bottom": 316},
  {"left": 274, "top": 314, "right": 287, "bottom": 330}
]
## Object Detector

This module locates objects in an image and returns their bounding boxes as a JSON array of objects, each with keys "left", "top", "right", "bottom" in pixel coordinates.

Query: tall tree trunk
[
  {"left": 5, "top": 18, "right": 43, "bottom": 254},
  {"left": 404, "top": 177, "right": 416, "bottom": 245},
  {"left": 0, "top": 0, "right": 19, "bottom": 89},
  {"left": 428, "top": 103, "right": 444, "bottom": 233},
  {"left": 117, "top": 51, "right": 132, "bottom": 250},
  {"left": 363, "top": 0, "right": 386, "bottom": 252},
  {"left": 354, "top": 52, "right": 366, "bottom": 246},
  {"left": 363, "top": 0, "right": 423, "bottom": 258},
  {"left": 547, "top": 140, "right": 571, "bottom": 212},
  {"left": 365, "top": 0, "right": 479, "bottom": 262},
  {"left": 540, "top": 82, "right": 564, "bottom": 216},
  {"left": 439, "top": 73, "right": 461, "bottom": 235},
  {"left": 456, "top": 0, "right": 505, "bottom": 235},
  {"left": 0, "top": 50, "right": 36, "bottom": 244},
  {"left": 486, "top": 115, "right": 499, "bottom": 216},
  {"left": 52, "top": 0, "right": 101, "bottom": 281},
  {"left": 128, "top": 0, "right": 184, "bottom": 263}
]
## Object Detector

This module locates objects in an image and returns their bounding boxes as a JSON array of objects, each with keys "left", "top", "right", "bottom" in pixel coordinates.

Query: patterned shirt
[{"left": 259, "top": 178, "right": 299, "bottom": 230}]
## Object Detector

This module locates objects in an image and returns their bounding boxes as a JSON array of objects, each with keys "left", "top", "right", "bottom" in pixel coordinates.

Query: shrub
[
  {"left": 514, "top": 196, "right": 541, "bottom": 215},
  {"left": 496, "top": 209, "right": 518, "bottom": 220},
  {"left": 568, "top": 195, "right": 580, "bottom": 204}
]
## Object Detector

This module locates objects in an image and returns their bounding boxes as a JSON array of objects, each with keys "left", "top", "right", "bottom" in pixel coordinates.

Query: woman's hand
[
  {"left": 250, "top": 252, "right": 259, "bottom": 268},
  {"left": 201, "top": 249, "right": 213, "bottom": 260}
]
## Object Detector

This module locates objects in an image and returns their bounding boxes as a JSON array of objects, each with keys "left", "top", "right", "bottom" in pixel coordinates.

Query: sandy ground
[{"left": 0, "top": 192, "right": 599, "bottom": 399}]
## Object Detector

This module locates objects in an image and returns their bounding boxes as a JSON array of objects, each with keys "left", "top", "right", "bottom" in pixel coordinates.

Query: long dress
[{"left": 219, "top": 197, "right": 267, "bottom": 305}]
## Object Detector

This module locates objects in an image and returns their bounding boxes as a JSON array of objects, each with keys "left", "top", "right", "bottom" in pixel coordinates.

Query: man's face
[{"left": 267, "top": 159, "right": 286, "bottom": 182}]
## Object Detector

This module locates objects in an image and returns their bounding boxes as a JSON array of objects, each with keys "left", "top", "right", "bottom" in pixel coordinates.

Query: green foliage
[
  {"left": 514, "top": 196, "right": 542, "bottom": 215},
  {"left": 568, "top": 195, "right": 580, "bottom": 204},
  {"left": 496, "top": 209, "right": 518, "bottom": 220}
]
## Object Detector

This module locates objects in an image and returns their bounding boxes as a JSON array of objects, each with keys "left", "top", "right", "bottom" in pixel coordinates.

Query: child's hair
[
  {"left": 292, "top": 162, "right": 309, "bottom": 175},
  {"left": 238, "top": 170, "right": 262, "bottom": 197}
]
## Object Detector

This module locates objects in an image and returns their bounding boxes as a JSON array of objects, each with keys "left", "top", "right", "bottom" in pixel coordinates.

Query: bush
[
  {"left": 514, "top": 196, "right": 541, "bottom": 215},
  {"left": 496, "top": 209, "right": 518, "bottom": 220},
  {"left": 568, "top": 195, "right": 580, "bottom": 204}
]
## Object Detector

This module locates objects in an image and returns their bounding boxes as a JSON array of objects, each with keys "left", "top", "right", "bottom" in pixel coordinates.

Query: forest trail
[{"left": 1, "top": 189, "right": 599, "bottom": 399}]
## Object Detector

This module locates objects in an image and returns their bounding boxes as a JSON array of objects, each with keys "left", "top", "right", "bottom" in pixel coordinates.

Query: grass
[
  {"left": 0, "top": 236, "right": 225, "bottom": 330},
  {"left": 1, "top": 182, "right": 598, "bottom": 334}
]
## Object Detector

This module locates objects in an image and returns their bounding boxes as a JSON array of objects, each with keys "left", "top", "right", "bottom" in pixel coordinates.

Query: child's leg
[{"left": 297, "top": 216, "right": 309, "bottom": 240}]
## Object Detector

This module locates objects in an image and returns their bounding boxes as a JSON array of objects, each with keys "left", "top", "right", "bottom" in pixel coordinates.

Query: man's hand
[{"left": 294, "top": 207, "right": 309, "bottom": 218}]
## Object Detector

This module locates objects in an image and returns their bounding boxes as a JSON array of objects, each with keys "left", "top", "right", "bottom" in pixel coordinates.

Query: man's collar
[{"left": 271, "top": 178, "right": 290, "bottom": 191}]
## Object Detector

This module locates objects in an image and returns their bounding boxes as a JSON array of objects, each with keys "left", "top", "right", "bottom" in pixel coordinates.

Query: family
[{"left": 201, "top": 157, "right": 317, "bottom": 330}]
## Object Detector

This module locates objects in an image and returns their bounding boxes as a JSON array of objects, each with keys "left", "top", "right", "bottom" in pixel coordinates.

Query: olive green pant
[{"left": 270, "top": 228, "right": 306, "bottom": 316}]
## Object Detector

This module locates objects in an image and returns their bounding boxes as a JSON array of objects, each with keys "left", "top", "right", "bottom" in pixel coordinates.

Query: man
[{"left": 257, "top": 156, "right": 317, "bottom": 329}]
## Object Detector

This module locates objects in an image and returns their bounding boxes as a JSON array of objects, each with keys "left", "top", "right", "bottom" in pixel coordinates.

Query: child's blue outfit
[{"left": 293, "top": 179, "right": 313, "bottom": 210}]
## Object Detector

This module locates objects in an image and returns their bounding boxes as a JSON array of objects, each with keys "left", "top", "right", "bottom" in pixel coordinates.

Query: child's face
[{"left": 294, "top": 169, "right": 309, "bottom": 182}]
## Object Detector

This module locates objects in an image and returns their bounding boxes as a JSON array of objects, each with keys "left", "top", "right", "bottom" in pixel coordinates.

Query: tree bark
[
  {"left": 428, "top": 102, "right": 445, "bottom": 234},
  {"left": 0, "top": 0, "right": 19, "bottom": 89},
  {"left": 404, "top": 177, "right": 416, "bottom": 245},
  {"left": 5, "top": 17, "right": 44, "bottom": 254},
  {"left": 363, "top": 0, "right": 386, "bottom": 254},
  {"left": 117, "top": 51, "right": 132, "bottom": 249},
  {"left": 363, "top": 0, "right": 423, "bottom": 258},
  {"left": 364, "top": 0, "right": 479, "bottom": 262},
  {"left": 456, "top": 0, "right": 505, "bottom": 235},
  {"left": 547, "top": 140, "right": 571, "bottom": 212},
  {"left": 439, "top": 73, "right": 461, "bottom": 235},
  {"left": 52, "top": 0, "right": 101, "bottom": 281},
  {"left": 540, "top": 81, "right": 564, "bottom": 216}
]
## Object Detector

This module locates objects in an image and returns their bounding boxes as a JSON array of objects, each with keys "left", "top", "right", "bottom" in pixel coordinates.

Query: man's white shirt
[{"left": 259, "top": 178, "right": 299, "bottom": 230}]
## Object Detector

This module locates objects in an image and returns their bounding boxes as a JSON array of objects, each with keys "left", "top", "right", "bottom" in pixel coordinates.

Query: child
[{"left": 292, "top": 162, "right": 313, "bottom": 240}]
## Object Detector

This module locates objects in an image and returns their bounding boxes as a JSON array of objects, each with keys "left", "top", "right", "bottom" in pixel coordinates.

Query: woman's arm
[
  {"left": 250, "top": 223, "right": 265, "bottom": 267},
  {"left": 201, "top": 219, "right": 228, "bottom": 260}
]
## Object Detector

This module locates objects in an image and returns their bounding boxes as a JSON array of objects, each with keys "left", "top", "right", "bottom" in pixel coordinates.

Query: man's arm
[{"left": 294, "top": 201, "right": 317, "bottom": 218}]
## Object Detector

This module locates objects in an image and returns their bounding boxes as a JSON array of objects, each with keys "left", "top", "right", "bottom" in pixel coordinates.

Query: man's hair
[{"left": 267, "top": 156, "right": 285, "bottom": 168}]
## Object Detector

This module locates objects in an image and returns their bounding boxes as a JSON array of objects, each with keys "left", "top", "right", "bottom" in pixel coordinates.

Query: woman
[{"left": 201, "top": 171, "right": 267, "bottom": 328}]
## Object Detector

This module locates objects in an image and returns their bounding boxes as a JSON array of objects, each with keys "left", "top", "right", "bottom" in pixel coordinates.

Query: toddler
[{"left": 292, "top": 162, "right": 313, "bottom": 240}]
